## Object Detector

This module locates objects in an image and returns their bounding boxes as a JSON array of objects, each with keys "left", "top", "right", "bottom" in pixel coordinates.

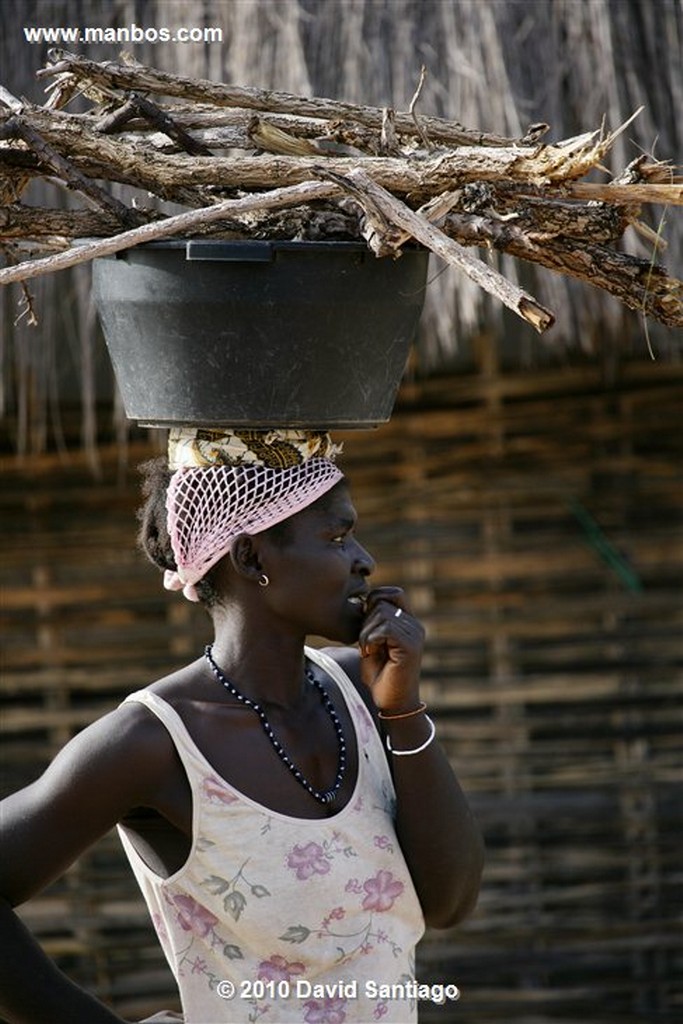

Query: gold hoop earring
[{"left": 258, "top": 574, "right": 270, "bottom": 587}]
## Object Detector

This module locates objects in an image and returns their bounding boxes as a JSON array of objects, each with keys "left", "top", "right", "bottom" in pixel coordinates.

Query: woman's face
[{"left": 258, "top": 482, "right": 375, "bottom": 643}]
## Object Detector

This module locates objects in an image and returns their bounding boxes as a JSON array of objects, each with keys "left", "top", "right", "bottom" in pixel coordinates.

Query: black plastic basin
[{"left": 92, "top": 239, "right": 429, "bottom": 428}]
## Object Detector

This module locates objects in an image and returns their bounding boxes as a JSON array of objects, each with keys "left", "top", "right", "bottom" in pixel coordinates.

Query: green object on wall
[{"left": 569, "top": 499, "right": 643, "bottom": 593}]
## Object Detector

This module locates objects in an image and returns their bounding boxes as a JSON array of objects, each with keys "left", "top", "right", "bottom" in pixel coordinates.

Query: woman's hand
[
  {"left": 358, "top": 586, "right": 425, "bottom": 714},
  {"left": 354, "top": 585, "right": 484, "bottom": 930}
]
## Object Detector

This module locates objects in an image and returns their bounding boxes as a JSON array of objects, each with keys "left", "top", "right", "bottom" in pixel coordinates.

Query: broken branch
[{"left": 323, "top": 167, "right": 554, "bottom": 332}]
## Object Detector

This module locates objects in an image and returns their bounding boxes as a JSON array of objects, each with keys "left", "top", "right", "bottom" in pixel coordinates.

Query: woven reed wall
[{"left": 1, "top": 346, "right": 682, "bottom": 1023}]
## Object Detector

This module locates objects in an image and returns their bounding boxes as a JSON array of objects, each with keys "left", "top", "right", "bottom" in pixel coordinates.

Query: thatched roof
[{"left": 1, "top": 0, "right": 681, "bottom": 453}]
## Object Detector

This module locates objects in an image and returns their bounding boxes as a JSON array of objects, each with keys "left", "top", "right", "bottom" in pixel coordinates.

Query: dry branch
[
  {"left": 0, "top": 113, "right": 139, "bottom": 227},
  {"left": 441, "top": 213, "right": 682, "bottom": 327},
  {"left": 0, "top": 204, "right": 155, "bottom": 239},
  {"left": 320, "top": 167, "right": 554, "bottom": 332},
  {"left": 37, "top": 49, "right": 540, "bottom": 149},
  {"left": 0, "top": 181, "right": 340, "bottom": 285},
  {"left": 540, "top": 182, "right": 682, "bottom": 205},
  {"left": 1, "top": 105, "right": 609, "bottom": 196},
  {"left": 97, "top": 93, "right": 214, "bottom": 156},
  {"left": 2, "top": 52, "right": 682, "bottom": 331}
]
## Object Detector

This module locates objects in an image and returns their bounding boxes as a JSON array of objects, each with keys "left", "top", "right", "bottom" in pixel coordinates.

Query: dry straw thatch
[{"left": 1, "top": 0, "right": 682, "bottom": 455}]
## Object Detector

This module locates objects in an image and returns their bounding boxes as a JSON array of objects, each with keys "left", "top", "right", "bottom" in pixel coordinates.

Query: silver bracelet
[{"left": 386, "top": 715, "right": 436, "bottom": 756}]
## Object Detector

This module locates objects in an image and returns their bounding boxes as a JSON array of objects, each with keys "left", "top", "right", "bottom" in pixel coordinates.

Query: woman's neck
[{"left": 208, "top": 611, "right": 309, "bottom": 709}]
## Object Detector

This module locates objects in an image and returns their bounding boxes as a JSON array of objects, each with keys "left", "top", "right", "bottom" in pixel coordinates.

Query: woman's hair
[
  {"left": 137, "top": 457, "right": 221, "bottom": 607},
  {"left": 137, "top": 457, "right": 173, "bottom": 571},
  {"left": 136, "top": 457, "right": 298, "bottom": 607}
]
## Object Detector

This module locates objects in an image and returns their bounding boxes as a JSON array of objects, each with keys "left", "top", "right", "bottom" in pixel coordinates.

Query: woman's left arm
[{"left": 355, "top": 587, "right": 485, "bottom": 929}]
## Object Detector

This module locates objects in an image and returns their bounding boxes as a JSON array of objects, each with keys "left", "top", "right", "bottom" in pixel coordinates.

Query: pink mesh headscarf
[{"left": 164, "top": 428, "right": 344, "bottom": 600}]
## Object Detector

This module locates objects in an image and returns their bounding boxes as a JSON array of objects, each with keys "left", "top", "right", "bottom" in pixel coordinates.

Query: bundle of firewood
[{"left": 1, "top": 49, "right": 681, "bottom": 332}]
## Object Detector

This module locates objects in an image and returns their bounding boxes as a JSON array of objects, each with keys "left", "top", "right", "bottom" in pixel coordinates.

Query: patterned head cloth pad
[{"left": 165, "top": 428, "right": 344, "bottom": 596}]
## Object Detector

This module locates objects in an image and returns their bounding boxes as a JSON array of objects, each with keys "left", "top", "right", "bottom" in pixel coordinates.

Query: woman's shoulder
[
  {"left": 63, "top": 693, "right": 181, "bottom": 786},
  {"left": 143, "top": 655, "right": 207, "bottom": 699},
  {"left": 73, "top": 660, "right": 209, "bottom": 782}
]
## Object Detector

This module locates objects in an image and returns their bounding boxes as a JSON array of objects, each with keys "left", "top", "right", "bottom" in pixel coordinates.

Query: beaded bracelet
[
  {"left": 385, "top": 716, "right": 436, "bottom": 756},
  {"left": 378, "top": 701, "right": 427, "bottom": 721}
]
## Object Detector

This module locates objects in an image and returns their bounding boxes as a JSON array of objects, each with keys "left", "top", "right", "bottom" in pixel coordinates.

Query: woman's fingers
[
  {"left": 358, "top": 590, "right": 424, "bottom": 656},
  {"left": 362, "top": 586, "right": 408, "bottom": 616}
]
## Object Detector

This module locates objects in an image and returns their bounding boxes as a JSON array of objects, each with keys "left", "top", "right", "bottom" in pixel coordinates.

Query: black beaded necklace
[{"left": 204, "top": 645, "right": 347, "bottom": 807}]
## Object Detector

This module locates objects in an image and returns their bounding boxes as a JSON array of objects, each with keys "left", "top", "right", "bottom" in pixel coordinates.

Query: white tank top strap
[
  {"left": 120, "top": 689, "right": 206, "bottom": 782},
  {"left": 305, "top": 646, "right": 389, "bottom": 769},
  {"left": 305, "top": 645, "right": 362, "bottom": 704}
]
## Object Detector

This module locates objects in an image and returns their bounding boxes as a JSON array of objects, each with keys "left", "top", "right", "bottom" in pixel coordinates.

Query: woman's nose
[{"left": 353, "top": 539, "right": 375, "bottom": 578}]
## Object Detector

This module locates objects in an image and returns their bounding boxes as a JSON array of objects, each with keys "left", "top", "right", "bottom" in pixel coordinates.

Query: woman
[{"left": 0, "top": 428, "right": 484, "bottom": 1024}]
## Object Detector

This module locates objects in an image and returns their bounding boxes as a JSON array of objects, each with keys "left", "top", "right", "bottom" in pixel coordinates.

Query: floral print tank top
[{"left": 118, "top": 647, "right": 425, "bottom": 1023}]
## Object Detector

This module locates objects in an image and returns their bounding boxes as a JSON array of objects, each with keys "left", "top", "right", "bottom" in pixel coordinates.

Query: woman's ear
[{"left": 229, "top": 533, "right": 263, "bottom": 583}]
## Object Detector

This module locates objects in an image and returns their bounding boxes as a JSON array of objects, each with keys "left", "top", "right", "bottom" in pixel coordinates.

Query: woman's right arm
[{"left": 0, "top": 703, "right": 171, "bottom": 1024}]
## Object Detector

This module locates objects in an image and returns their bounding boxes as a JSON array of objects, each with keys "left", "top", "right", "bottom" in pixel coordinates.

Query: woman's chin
[
  {"left": 315, "top": 617, "right": 362, "bottom": 647},
  {"left": 340, "top": 618, "right": 364, "bottom": 646}
]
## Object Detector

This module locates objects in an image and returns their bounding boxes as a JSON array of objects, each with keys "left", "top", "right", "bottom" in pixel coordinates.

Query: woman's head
[
  {"left": 137, "top": 427, "right": 347, "bottom": 609},
  {"left": 228, "top": 476, "right": 375, "bottom": 643}
]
